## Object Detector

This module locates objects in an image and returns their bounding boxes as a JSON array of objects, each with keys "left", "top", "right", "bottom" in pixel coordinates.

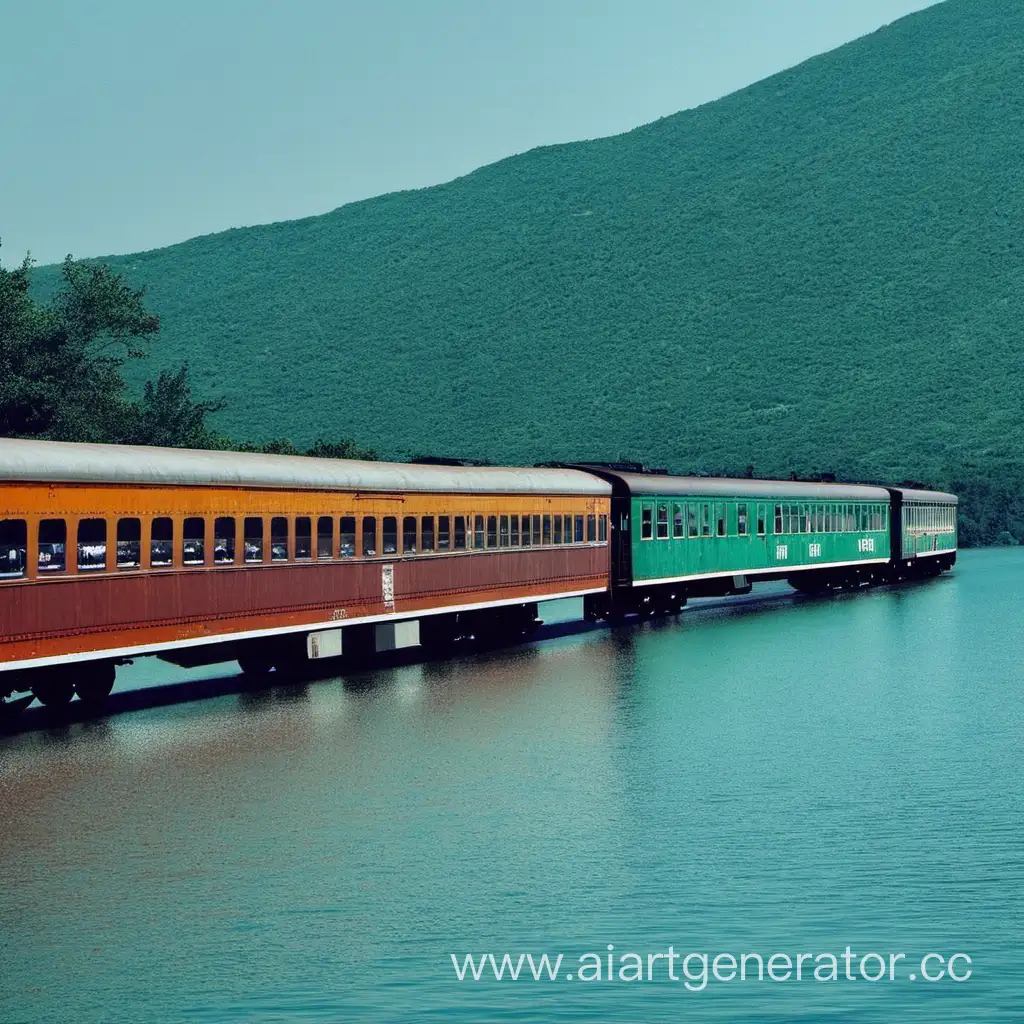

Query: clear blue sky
[{"left": 0, "top": 0, "right": 941, "bottom": 267}]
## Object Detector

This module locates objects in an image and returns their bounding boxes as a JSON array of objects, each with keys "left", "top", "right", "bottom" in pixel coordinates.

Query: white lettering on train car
[
  {"left": 858, "top": 537, "right": 875, "bottom": 553},
  {"left": 775, "top": 545, "right": 788, "bottom": 560},
  {"left": 382, "top": 564, "right": 395, "bottom": 607},
  {"left": 809, "top": 543, "right": 822, "bottom": 557}
]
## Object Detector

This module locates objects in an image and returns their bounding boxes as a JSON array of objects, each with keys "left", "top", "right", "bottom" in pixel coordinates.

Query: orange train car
[{"left": 0, "top": 440, "right": 612, "bottom": 709}]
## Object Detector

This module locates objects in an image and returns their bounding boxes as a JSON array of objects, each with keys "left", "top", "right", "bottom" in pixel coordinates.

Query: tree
[
  {"left": 0, "top": 246, "right": 220, "bottom": 446},
  {"left": 236, "top": 437, "right": 379, "bottom": 460},
  {"left": 306, "top": 438, "right": 379, "bottom": 461},
  {"left": 126, "top": 363, "right": 226, "bottom": 449}
]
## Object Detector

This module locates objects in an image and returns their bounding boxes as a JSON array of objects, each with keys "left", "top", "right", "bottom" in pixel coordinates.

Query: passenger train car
[
  {"left": 571, "top": 467, "right": 957, "bottom": 619},
  {"left": 0, "top": 440, "right": 957, "bottom": 711}
]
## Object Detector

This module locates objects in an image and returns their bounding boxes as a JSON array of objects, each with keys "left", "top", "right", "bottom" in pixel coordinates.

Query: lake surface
[{"left": 1, "top": 548, "right": 1021, "bottom": 1023}]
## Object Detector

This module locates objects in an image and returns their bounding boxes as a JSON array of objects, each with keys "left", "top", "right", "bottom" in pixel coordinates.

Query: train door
[{"left": 610, "top": 494, "right": 632, "bottom": 587}]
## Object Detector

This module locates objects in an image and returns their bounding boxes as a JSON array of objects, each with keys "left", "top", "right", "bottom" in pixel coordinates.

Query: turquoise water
[{"left": 1, "top": 549, "right": 1021, "bottom": 1023}]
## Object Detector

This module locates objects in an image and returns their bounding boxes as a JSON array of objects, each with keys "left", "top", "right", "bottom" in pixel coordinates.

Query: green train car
[
  {"left": 576, "top": 467, "right": 957, "bottom": 619},
  {"left": 889, "top": 487, "right": 959, "bottom": 568}
]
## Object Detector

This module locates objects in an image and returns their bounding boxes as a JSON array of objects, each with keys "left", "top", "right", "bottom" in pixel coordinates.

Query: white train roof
[
  {"left": 892, "top": 487, "right": 958, "bottom": 504},
  {"left": 0, "top": 439, "right": 611, "bottom": 496},
  {"left": 594, "top": 469, "right": 892, "bottom": 501}
]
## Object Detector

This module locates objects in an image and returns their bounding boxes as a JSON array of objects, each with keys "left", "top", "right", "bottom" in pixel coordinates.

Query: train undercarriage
[{"left": 0, "top": 602, "right": 546, "bottom": 717}]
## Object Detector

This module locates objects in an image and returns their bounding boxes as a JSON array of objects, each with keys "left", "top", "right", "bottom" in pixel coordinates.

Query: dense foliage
[
  {"left": 25, "top": 0, "right": 1024, "bottom": 542},
  {"left": 0, "top": 252, "right": 376, "bottom": 461},
  {"left": 0, "top": 250, "right": 222, "bottom": 447}
]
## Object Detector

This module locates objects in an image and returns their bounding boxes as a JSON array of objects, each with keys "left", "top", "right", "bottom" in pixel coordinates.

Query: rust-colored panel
[
  {"left": 0, "top": 547, "right": 609, "bottom": 663},
  {"left": 0, "top": 478, "right": 610, "bottom": 665}
]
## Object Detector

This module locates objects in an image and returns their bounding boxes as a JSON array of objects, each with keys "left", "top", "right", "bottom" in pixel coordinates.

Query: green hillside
[{"left": 33, "top": 0, "right": 1024, "bottom": 513}]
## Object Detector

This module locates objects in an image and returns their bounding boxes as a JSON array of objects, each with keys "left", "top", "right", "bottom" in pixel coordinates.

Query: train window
[
  {"left": 318, "top": 516, "right": 334, "bottom": 559},
  {"left": 737, "top": 504, "right": 748, "bottom": 536},
  {"left": 641, "top": 505, "right": 653, "bottom": 540},
  {"left": 656, "top": 504, "right": 669, "bottom": 540},
  {"left": 422, "top": 516, "right": 435, "bottom": 552},
  {"left": 572, "top": 515, "right": 582, "bottom": 544},
  {"left": 340, "top": 517, "right": 356, "bottom": 556},
  {"left": 553, "top": 515, "right": 562, "bottom": 544},
  {"left": 361, "top": 516, "right": 376, "bottom": 556},
  {"left": 701, "top": 504, "right": 711, "bottom": 537},
  {"left": 382, "top": 517, "right": 398, "bottom": 554},
  {"left": 295, "top": 517, "right": 312, "bottom": 558},
  {"left": 799, "top": 507, "right": 808, "bottom": 534},
  {"left": 78, "top": 518, "right": 108, "bottom": 571},
  {"left": 688, "top": 506, "right": 698, "bottom": 537},
  {"left": 489, "top": 515, "right": 499, "bottom": 547},
  {"left": 454, "top": 516, "right": 467, "bottom": 550},
  {"left": 587, "top": 514, "right": 596, "bottom": 542},
  {"left": 523, "top": 515, "right": 533, "bottom": 547},
  {"left": 474, "top": 515, "right": 485, "bottom": 549},
  {"left": 0, "top": 519, "right": 27, "bottom": 578},
  {"left": 38, "top": 519, "right": 66, "bottom": 573},
  {"left": 214, "top": 517, "right": 236, "bottom": 564},
  {"left": 673, "top": 504, "right": 684, "bottom": 538},
  {"left": 510, "top": 515, "right": 520, "bottom": 546},
  {"left": 599, "top": 514, "right": 608, "bottom": 542},
  {"left": 499, "top": 515, "right": 509, "bottom": 546},
  {"left": 403, "top": 516, "right": 417, "bottom": 554},
  {"left": 151, "top": 517, "right": 173, "bottom": 566},
  {"left": 272, "top": 517, "right": 290, "bottom": 560},
  {"left": 117, "top": 518, "right": 142, "bottom": 568},
  {"left": 438, "top": 516, "right": 451, "bottom": 551},
  {"left": 183, "top": 517, "right": 205, "bottom": 565},
  {"left": 540, "top": 515, "right": 550, "bottom": 545},
  {"left": 244, "top": 517, "right": 264, "bottom": 562},
  {"left": 716, "top": 504, "right": 726, "bottom": 537}
]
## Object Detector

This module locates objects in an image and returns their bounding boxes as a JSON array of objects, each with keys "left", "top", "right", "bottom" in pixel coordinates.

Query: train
[{"left": 0, "top": 439, "right": 957, "bottom": 713}]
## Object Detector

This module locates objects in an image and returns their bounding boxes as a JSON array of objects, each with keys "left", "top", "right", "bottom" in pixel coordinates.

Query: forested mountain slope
[{"left": 34, "top": 0, "right": 1023, "bottom": 531}]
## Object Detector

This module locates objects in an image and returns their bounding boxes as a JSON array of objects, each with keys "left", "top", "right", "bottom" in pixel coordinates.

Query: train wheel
[
  {"left": 74, "top": 663, "right": 116, "bottom": 705},
  {"left": 32, "top": 676, "right": 75, "bottom": 708}
]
